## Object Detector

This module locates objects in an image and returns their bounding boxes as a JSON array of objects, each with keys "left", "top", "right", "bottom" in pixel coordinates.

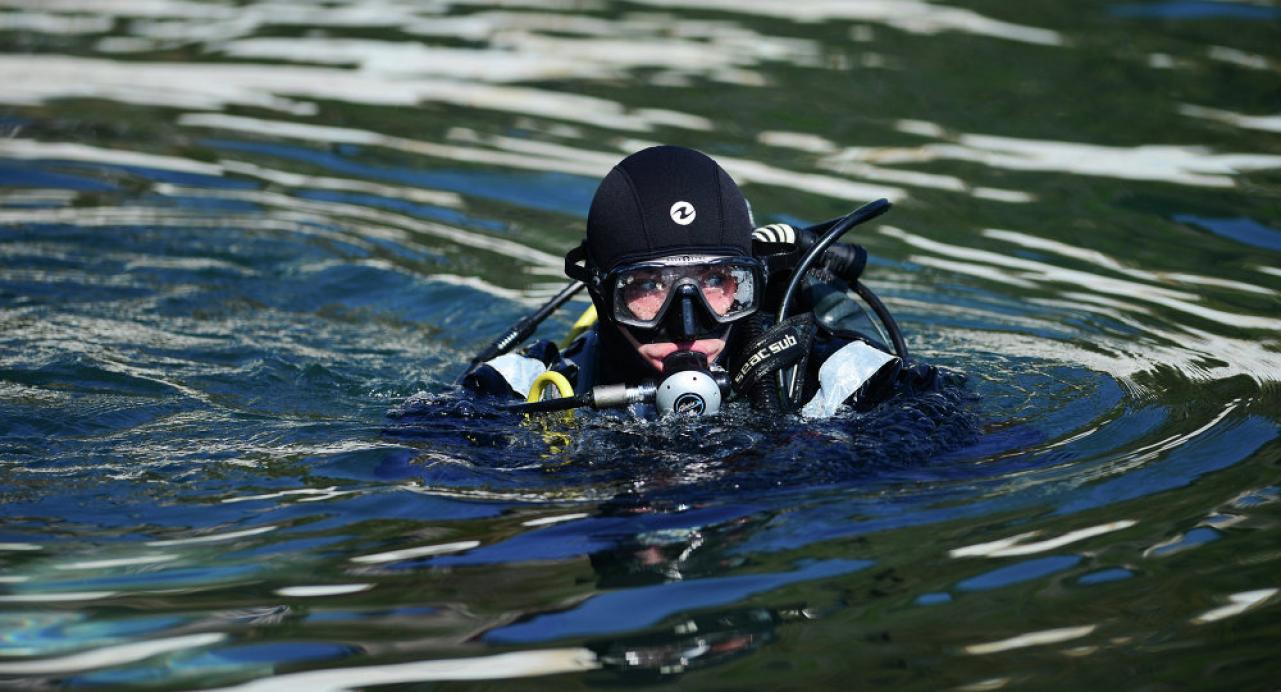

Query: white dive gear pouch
[
  {"left": 801, "top": 341, "right": 897, "bottom": 419},
  {"left": 484, "top": 352, "right": 548, "bottom": 398}
]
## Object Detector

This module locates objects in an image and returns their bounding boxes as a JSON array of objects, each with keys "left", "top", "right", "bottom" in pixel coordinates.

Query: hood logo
[{"left": 669, "top": 201, "right": 696, "bottom": 226}]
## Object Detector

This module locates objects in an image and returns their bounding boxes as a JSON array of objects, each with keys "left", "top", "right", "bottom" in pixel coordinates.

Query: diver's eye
[
  {"left": 702, "top": 271, "right": 725, "bottom": 288},
  {"left": 635, "top": 277, "right": 664, "bottom": 293}
]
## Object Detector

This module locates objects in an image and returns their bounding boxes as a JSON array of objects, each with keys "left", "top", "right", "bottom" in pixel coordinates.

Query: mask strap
[{"left": 564, "top": 243, "right": 593, "bottom": 284}]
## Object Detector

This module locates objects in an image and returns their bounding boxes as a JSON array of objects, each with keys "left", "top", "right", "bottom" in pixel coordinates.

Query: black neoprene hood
[{"left": 584, "top": 146, "right": 754, "bottom": 272}]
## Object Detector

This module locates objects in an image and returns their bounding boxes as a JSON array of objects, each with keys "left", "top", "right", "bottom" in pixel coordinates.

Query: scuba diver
[{"left": 461, "top": 145, "right": 947, "bottom": 418}]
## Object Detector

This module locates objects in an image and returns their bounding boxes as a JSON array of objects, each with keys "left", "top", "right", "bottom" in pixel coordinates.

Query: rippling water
[{"left": 2, "top": 0, "right": 1280, "bottom": 688}]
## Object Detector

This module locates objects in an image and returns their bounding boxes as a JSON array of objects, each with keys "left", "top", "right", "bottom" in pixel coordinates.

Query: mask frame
[{"left": 565, "top": 246, "right": 765, "bottom": 341}]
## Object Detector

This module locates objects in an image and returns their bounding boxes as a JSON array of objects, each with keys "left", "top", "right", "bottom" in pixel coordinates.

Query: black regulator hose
[
  {"left": 774, "top": 198, "right": 893, "bottom": 404},
  {"left": 854, "top": 280, "right": 909, "bottom": 363},
  {"left": 459, "top": 280, "right": 584, "bottom": 382},
  {"left": 776, "top": 199, "right": 891, "bottom": 323},
  {"left": 739, "top": 313, "right": 781, "bottom": 414}
]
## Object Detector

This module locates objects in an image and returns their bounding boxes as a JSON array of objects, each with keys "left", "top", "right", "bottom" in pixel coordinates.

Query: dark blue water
[{"left": 2, "top": 1, "right": 1280, "bottom": 688}]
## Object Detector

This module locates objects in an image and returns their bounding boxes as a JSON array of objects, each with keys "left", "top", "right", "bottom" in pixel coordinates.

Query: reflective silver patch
[
  {"left": 485, "top": 352, "right": 548, "bottom": 398},
  {"left": 801, "top": 341, "right": 897, "bottom": 419}
]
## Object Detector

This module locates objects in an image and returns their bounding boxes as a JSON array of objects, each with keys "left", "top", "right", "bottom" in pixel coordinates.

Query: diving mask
[{"left": 606, "top": 255, "right": 763, "bottom": 333}]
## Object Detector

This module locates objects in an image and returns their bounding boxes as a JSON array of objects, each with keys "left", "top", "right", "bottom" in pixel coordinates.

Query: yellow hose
[
  {"left": 560, "top": 305, "right": 598, "bottom": 348},
  {"left": 526, "top": 370, "right": 574, "bottom": 403},
  {"left": 524, "top": 371, "right": 575, "bottom": 457}
]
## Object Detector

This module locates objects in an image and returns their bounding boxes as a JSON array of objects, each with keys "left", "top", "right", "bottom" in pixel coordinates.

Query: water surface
[{"left": 1, "top": 0, "right": 1280, "bottom": 688}]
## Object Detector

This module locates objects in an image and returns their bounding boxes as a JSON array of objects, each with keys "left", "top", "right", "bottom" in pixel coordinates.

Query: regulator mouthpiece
[{"left": 654, "top": 352, "right": 722, "bottom": 416}]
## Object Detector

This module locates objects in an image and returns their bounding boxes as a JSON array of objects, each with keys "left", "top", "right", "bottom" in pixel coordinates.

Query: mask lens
[
  {"left": 700, "top": 264, "right": 755, "bottom": 317},
  {"left": 619, "top": 269, "right": 668, "bottom": 322}
]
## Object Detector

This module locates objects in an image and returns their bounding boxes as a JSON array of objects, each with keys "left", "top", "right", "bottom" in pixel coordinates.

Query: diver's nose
[{"left": 670, "top": 283, "right": 701, "bottom": 341}]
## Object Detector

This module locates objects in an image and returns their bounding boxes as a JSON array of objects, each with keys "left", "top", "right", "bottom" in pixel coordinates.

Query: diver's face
[
  {"left": 619, "top": 326, "right": 727, "bottom": 374},
  {"left": 604, "top": 257, "right": 754, "bottom": 374}
]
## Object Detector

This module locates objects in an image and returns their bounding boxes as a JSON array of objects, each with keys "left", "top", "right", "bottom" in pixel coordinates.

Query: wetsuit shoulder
[
  {"left": 461, "top": 336, "right": 596, "bottom": 399},
  {"left": 462, "top": 339, "right": 565, "bottom": 399}
]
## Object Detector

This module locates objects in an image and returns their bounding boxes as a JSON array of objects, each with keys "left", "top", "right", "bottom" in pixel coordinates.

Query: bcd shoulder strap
[{"left": 729, "top": 313, "right": 817, "bottom": 396}]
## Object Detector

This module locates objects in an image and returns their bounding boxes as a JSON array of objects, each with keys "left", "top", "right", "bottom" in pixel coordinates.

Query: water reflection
[
  {"left": 1180, "top": 104, "right": 1281, "bottom": 134},
  {"left": 1190, "top": 588, "right": 1277, "bottom": 624},
  {"left": 880, "top": 122, "right": 1281, "bottom": 188},
  {"left": 3, "top": 0, "right": 1281, "bottom": 687},
  {"left": 624, "top": 0, "right": 1064, "bottom": 45},
  {"left": 964, "top": 624, "right": 1095, "bottom": 655},
  {"left": 0, "top": 633, "right": 227, "bottom": 675},
  {"left": 949, "top": 520, "right": 1137, "bottom": 558},
  {"left": 211, "top": 647, "right": 600, "bottom": 690}
]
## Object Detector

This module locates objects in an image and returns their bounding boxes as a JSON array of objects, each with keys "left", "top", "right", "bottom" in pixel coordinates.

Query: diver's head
[{"left": 566, "top": 146, "right": 762, "bottom": 374}]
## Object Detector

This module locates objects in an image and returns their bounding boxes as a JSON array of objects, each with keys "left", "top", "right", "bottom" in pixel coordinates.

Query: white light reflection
[
  {"left": 706, "top": 150, "right": 905, "bottom": 203},
  {"left": 965, "top": 625, "right": 1096, "bottom": 655},
  {"left": 521, "top": 512, "right": 590, "bottom": 527},
  {"left": 1180, "top": 104, "right": 1281, "bottom": 134},
  {"left": 123, "top": 182, "right": 566, "bottom": 277},
  {"left": 350, "top": 540, "right": 480, "bottom": 564},
  {"left": 178, "top": 112, "right": 614, "bottom": 178},
  {"left": 0, "top": 189, "right": 78, "bottom": 206},
  {"left": 54, "top": 554, "right": 179, "bottom": 571},
  {"left": 181, "top": 112, "right": 902, "bottom": 205},
  {"left": 884, "top": 119, "right": 1281, "bottom": 188},
  {"left": 882, "top": 226, "right": 1281, "bottom": 331},
  {"left": 1102, "top": 399, "right": 1240, "bottom": 476},
  {"left": 217, "top": 37, "right": 614, "bottom": 82},
  {"left": 216, "top": 25, "right": 818, "bottom": 88},
  {"left": 0, "top": 11, "right": 113, "bottom": 33},
  {"left": 275, "top": 583, "right": 373, "bottom": 597},
  {"left": 955, "top": 678, "right": 1011, "bottom": 691},
  {"left": 1191, "top": 588, "right": 1277, "bottom": 624},
  {"left": 220, "top": 160, "right": 463, "bottom": 208},
  {"left": 221, "top": 487, "right": 341, "bottom": 504},
  {"left": 909, "top": 255, "right": 1038, "bottom": 288},
  {"left": 759, "top": 130, "right": 1033, "bottom": 202},
  {"left": 625, "top": 0, "right": 1062, "bottom": 45},
  {"left": 950, "top": 520, "right": 1137, "bottom": 558},
  {"left": 1158, "top": 273, "right": 1276, "bottom": 297},
  {"left": 1207, "top": 46, "right": 1275, "bottom": 72},
  {"left": 147, "top": 526, "right": 278, "bottom": 546},
  {"left": 425, "top": 274, "right": 537, "bottom": 303},
  {"left": 211, "top": 648, "right": 600, "bottom": 691},
  {"left": 0, "top": 633, "right": 225, "bottom": 674},
  {"left": 0, "top": 591, "right": 119, "bottom": 603},
  {"left": 0, "top": 55, "right": 712, "bottom": 131},
  {"left": 0, "top": 139, "right": 224, "bottom": 175},
  {"left": 0, "top": 0, "right": 234, "bottom": 19},
  {"left": 982, "top": 228, "right": 1276, "bottom": 296}
]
